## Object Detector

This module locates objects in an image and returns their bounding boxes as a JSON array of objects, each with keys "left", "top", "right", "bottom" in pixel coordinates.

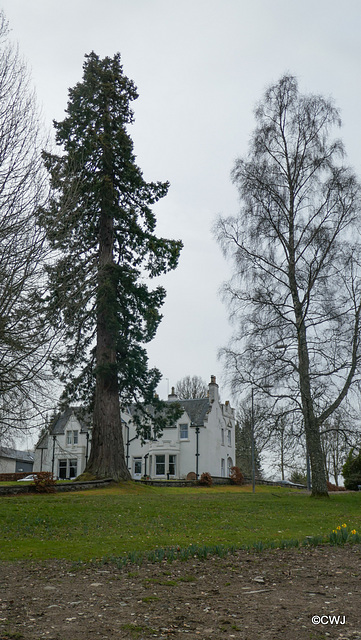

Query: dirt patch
[{"left": 0, "top": 545, "right": 360, "bottom": 640}]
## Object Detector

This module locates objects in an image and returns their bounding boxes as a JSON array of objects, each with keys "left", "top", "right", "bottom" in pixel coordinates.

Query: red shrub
[
  {"left": 32, "top": 472, "right": 56, "bottom": 493},
  {"left": 198, "top": 472, "right": 213, "bottom": 486},
  {"left": 229, "top": 466, "right": 244, "bottom": 485}
]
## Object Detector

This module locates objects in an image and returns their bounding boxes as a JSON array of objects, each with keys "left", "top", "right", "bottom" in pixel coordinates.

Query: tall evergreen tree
[{"left": 39, "top": 52, "right": 182, "bottom": 480}]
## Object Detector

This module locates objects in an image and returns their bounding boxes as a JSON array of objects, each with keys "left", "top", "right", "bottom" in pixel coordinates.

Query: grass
[{"left": 0, "top": 483, "right": 360, "bottom": 562}]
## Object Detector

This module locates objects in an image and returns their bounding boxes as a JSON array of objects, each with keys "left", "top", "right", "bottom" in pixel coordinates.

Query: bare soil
[{"left": 0, "top": 545, "right": 360, "bottom": 640}]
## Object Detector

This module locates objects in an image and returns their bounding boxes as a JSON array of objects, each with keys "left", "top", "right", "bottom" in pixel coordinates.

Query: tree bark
[
  {"left": 287, "top": 198, "right": 328, "bottom": 497},
  {"left": 86, "top": 111, "right": 130, "bottom": 481}
]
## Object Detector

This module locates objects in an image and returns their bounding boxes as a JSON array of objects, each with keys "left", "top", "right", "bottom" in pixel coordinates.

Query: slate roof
[
  {"left": 35, "top": 407, "right": 92, "bottom": 449},
  {"left": 128, "top": 397, "right": 212, "bottom": 427},
  {"left": 49, "top": 407, "right": 92, "bottom": 436},
  {"left": 178, "top": 398, "right": 212, "bottom": 426},
  {"left": 0, "top": 447, "right": 34, "bottom": 463}
]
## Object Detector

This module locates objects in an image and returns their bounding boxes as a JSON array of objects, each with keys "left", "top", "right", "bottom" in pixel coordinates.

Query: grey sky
[{"left": 2, "top": 0, "right": 361, "bottom": 402}]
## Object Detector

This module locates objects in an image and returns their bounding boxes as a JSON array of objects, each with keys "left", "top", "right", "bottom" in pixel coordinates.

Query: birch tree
[{"left": 215, "top": 75, "right": 361, "bottom": 497}]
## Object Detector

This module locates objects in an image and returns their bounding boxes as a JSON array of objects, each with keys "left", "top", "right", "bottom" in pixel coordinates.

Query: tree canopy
[
  {"left": 216, "top": 75, "right": 361, "bottom": 496},
  {"left": 175, "top": 375, "right": 208, "bottom": 399},
  {"left": 0, "top": 11, "right": 53, "bottom": 443},
  {"left": 39, "top": 52, "right": 182, "bottom": 479}
]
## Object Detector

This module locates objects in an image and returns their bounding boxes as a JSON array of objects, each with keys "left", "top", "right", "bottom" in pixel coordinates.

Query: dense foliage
[{"left": 39, "top": 52, "right": 182, "bottom": 478}]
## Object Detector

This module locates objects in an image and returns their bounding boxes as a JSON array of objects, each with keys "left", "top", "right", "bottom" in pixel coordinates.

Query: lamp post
[
  {"left": 251, "top": 388, "right": 255, "bottom": 493},
  {"left": 195, "top": 427, "right": 200, "bottom": 479}
]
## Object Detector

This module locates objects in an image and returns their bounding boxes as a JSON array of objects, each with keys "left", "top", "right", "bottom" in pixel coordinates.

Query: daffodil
[
  {"left": 336, "top": 526, "right": 341, "bottom": 530},
  {"left": 351, "top": 529, "right": 357, "bottom": 535},
  {"left": 342, "top": 523, "right": 347, "bottom": 528}
]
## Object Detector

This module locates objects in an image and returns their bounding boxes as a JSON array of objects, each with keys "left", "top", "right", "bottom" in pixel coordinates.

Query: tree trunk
[
  {"left": 86, "top": 118, "right": 131, "bottom": 481},
  {"left": 288, "top": 209, "right": 328, "bottom": 497}
]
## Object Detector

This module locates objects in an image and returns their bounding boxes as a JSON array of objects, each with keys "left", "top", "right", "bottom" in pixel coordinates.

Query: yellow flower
[
  {"left": 336, "top": 526, "right": 341, "bottom": 530},
  {"left": 351, "top": 529, "right": 357, "bottom": 535},
  {"left": 332, "top": 530, "right": 337, "bottom": 533},
  {"left": 342, "top": 523, "right": 347, "bottom": 528}
]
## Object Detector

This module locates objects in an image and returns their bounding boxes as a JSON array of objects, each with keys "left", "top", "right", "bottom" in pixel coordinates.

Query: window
[
  {"left": 227, "top": 429, "right": 231, "bottom": 446},
  {"left": 221, "top": 428, "right": 224, "bottom": 445},
  {"left": 221, "top": 458, "right": 225, "bottom": 477},
  {"left": 66, "top": 430, "right": 78, "bottom": 445},
  {"left": 155, "top": 455, "right": 166, "bottom": 476},
  {"left": 227, "top": 457, "right": 233, "bottom": 476},
  {"left": 59, "top": 459, "right": 67, "bottom": 479},
  {"left": 69, "top": 459, "right": 77, "bottom": 478},
  {"left": 179, "top": 424, "right": 188, "bottom": 440},
  {"left": 169, "top": 455, "right": 176, "bottom": 476}
]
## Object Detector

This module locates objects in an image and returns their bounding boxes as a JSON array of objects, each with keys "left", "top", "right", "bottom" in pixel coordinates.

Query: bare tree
[
  {"left": 0, "top": 12, "right": 53, "bottom": 442},
  {"left": 320, "top": 408, "right": 360, "bottom": 485},
  {"left": 175, "top": 375, "right": 208, "bottom": 399},
  {"left": 215, "top": 75, "right": 361, "bottom": 496},
  {"left": 267, "top": 413, "right": 303, "bottom": 481}
]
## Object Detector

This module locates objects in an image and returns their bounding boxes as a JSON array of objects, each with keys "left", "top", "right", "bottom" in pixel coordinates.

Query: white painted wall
[{"left": 33, "top": 378, "right": 236, "bottom": 480}]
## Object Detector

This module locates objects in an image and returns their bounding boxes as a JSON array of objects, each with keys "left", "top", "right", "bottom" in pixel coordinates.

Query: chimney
[
  {"left": 168, "top": 386, "right": 178, "bottom": 402},
  {"left": 208, "top": 375, "right": 219, "bottom": 403}
]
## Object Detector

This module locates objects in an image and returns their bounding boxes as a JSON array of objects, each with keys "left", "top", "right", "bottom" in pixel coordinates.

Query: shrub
[
  {"left": 326, "top": 481, "right": 346, "bottom": 492},
  {"left": 344, "top": 474, "right": 361, "bottom": 491},
  {"left": 198, "top": 472, "right": 213, "bottom": 486},
  {"left": 342, "top": 449, "right": 361, "bottom": 490},
  {"left": 290, "top": 469, "right": 307, "bottom": 485},
  {"left": 32, "top": 472, "right": 56, "bottom": 493},
  {"left": 229, "top": 466, "right": 244, "bottom": 485}
]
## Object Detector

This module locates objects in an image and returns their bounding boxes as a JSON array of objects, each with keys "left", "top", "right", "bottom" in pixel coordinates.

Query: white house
[
  {"left": 33, "top": 376, "right": 236, "bottom": 480},
  {"left": 33, "top": 407, "right": 91, "bottom": 479}
]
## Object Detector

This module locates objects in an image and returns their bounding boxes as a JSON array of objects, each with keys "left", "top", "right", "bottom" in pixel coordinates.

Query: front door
[{"left": 133, "top": 457, "right": 142, "bottom": 479}]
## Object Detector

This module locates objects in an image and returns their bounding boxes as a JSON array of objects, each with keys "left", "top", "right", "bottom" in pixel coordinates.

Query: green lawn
[{"left": 0, "top": 483, "right": 360, "bottom": 562}]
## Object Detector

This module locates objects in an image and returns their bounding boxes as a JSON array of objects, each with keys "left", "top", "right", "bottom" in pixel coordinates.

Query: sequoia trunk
[{"left": 86, "top": 121, "right": 130, "bottom": 481}]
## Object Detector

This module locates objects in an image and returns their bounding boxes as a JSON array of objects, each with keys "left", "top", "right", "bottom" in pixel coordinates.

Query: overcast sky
[{"left": 3, "top": 0, "right": 361, "bottom": 404}]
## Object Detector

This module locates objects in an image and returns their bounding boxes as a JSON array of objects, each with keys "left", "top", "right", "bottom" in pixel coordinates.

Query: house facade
[
  {"left": 33, "top": 407, "right": 91, "bottom": 479},
  {"left": 33, "top": 376, "right": 236, "bottom": 480}
]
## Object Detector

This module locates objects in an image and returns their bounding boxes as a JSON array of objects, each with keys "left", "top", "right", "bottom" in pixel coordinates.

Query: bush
[
  {"left": 290, "top": 469, "right": 307, "bottom": 485},
  {"left": 229, "top": 466, "right": 244, "bottom": 485},
  {"left": 344, "top": 474, "right": 361, "bottom": 491},
  {"left": 342, "top": 449, "right": 361, "bottom": 491},
  {"left": 326, "top": 481, "right": 346, "bottom": 492},
  {"left": 32, "top": 472, "right": 56, "bottom": 493},
  {"left": 198, "top": 472, "right": 213, "bottom": 486}
]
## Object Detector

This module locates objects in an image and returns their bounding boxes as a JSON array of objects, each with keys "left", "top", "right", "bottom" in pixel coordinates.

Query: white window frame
[
  {"left": 179, "top": 423, "right": 189, "bottom": 440},
  {"left": 168, "top": 454, "right": 176, "bottom": 476},
  {"left": 69, "top": 458, "right": 78, "bottom": 478},
  {"left": 221, "top": 458, "right": 225, "bottom": 477},
  {"left": 155, "top": 454, "right": 166, "bottom": 476},
  {"left": 59, "top": 459, "right": 67, "bottom": 479}
]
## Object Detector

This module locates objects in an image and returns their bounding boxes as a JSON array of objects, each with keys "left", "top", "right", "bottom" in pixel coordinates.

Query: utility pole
[{"left": 251, "top": 387, "right": 255, "bottom": 494}]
